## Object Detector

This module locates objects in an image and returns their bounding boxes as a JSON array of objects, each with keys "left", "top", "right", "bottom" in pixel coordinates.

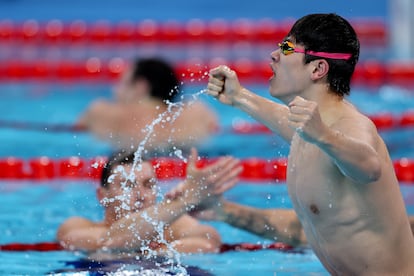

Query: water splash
[
  {"left": 105, "top": 86, "right": 209, "bottom": 274},
  {"left": 132, "top": 87, "right": 207, "bottom": 168}
]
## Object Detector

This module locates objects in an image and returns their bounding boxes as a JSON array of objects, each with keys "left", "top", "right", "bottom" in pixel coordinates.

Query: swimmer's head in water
[
  {"left": 101, "top": 150, "right": 154, "bottom": 188},
  {"left": 101, "top": 150, "right": 132, "bottom": 188},
  {"left": 100, "top": 150, "right": 157, "bottom": 213}
]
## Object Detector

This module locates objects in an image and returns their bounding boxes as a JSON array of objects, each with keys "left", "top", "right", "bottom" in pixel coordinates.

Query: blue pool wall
[{"left": 0, "top": 0, "right": 387, "bottom": 22}]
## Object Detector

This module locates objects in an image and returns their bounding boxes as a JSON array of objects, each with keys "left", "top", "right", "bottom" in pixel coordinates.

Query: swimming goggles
[{"left": 278, "top": 40, "right": 352, "bottom": 60}]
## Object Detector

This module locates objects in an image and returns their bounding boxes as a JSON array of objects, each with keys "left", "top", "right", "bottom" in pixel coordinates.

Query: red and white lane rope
[
  {"left": 0, "top": 241, "right": 295, "bottom": 253},
  {"left": 0, "top": 59, "right": 414, "bottom": 86},
  {"left": 0, "top": 19, "right": 386, "bottom": 46},
  {"left": 0, "top": 156, "right": 413, "bottom": 182}
]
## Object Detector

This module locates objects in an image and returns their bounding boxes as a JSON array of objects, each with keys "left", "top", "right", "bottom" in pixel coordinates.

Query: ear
[{"left": 310, "top": 59, "right": 329, "bottom": 81}]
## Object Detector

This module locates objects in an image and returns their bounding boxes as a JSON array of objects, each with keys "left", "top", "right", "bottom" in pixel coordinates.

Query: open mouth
[
  {"left": 269, "top": 63, "right": 277, "bottom": 78},
  {"left": 269, "top": 66, "right": 277, "bottom": 81}
]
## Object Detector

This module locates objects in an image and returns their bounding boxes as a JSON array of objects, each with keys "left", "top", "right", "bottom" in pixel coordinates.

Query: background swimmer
[
  {"left": 57, "top": 148, "right": 242, "bottom": 254},
  {"left": 77, "top": 57, "right": 218, "bottom": 156}
]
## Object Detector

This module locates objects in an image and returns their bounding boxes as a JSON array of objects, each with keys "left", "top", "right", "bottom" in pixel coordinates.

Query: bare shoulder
[
  {"left": 88, "top": 99, "right": 115, "bottom": 113},
  {"left": 80, "top": 99, "right": 117, "bottom": 121},
  {"left": 182, "top": 101, "right": 215, "bottom": 116},
  {"left": 180, "top": 101, "right": 218, "bottom": 128},
  {"left": 56, "top": 217, "right": 95, "bottom": 241},
  {"left": 58, "top": 216, "right": 96, "bottom": 232},
  {"left": 332, "top": 103, "right": 379, "bottom": 141}
]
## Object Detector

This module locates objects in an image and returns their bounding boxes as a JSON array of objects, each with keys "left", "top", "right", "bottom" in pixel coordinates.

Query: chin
[
  {"left": 268, "top": 78, "right": 279, "bottom": 93},
  {"left": 268, "top": 86, "right": 281, "bottom": 97},
  {"left": 269, "top": 88, "right": 291, "bottom": 103}
]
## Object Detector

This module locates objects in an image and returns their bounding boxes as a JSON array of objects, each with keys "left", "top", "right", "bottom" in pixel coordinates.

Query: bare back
[
  {"left": 77, "top": 99, "right": 217, "bottom": 152},
  {"left": 286, "top": 103, "right": 414, "bottom": 275}
]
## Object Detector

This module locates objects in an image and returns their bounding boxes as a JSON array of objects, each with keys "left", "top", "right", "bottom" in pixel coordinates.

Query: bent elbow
[
  {"left": 348, "top": 156, "right": 382, "bottom": 184},
  {"left": 365, "top": 157, "right": 382, "bottom": 183},
  {"left": 368, "top": 166, "right": 381, "bottom": 183}
]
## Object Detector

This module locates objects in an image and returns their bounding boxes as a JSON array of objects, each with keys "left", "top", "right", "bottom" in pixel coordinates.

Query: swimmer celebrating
[
  {"left": 57, "top": 148, "right": 242, "bottom": 254},
  {"left": 206, "top": 13, "right": 414, "bottom": 275}
]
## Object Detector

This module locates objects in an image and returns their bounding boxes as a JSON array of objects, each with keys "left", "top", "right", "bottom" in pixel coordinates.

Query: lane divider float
[
  {"left": 0, "top": 59, "right": 413, "bottom": 86},
  {"left": 0, "top": 241, "right": 296, "bottom": 253},
  {"left": 0, "top": 19, "right": 386, "bottom": 46},
  {"left": 0, "top": 156, "right": 413, "bottom": 182}
]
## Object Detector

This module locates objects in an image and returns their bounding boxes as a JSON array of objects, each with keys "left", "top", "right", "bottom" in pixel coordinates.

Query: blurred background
[
  {"left": 0, "top": 0, "right": 413, "bottom": 172},
  {"left": 0, "top": 0, "right": 399, "bottom": 62},
  {"left": 1, "top": 2, "right": 414, "bottom": 275}
]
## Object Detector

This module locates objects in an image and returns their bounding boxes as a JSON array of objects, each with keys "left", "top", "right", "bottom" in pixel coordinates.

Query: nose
[
  {"left": 123, "top": 192, "right": 142, "bottom": 210},
  {"left": 270, "top": 49, "right": 280, "bottom": 63},
  {"left": 124, "top": 187, "right": 141, "bottom": 203}
]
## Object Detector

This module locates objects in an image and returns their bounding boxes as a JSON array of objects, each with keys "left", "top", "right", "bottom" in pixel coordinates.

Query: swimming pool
[
  {"left": 0, "top": 80, "right": 414, "bottom": 275},
  {"left": 3, "top": 180, "right": 414, "bottom": 275},
  {"left": 0, "top": 83, "right": 413, "bottom": 159},
  {"left": 0, "top": 0, "right": 413, "bottom": 273}
]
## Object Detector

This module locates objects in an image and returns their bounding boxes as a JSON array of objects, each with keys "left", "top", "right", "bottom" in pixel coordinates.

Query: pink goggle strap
[{"left": 293, "top": 48, "right": 352, "bottom": 60}]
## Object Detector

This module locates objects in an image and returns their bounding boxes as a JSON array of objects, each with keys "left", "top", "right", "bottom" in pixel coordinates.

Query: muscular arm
[
  {"left": 288, "top": 96, "right": 382, "bottom": 184},
  {"left": 216, "top": 201, "right": 306, "bottom": 246},
  {"left": 233, "top": 88, "right": 295, "bottom": 142},
  {"left": 316, "top": 117, "right": 382, "bottom": 184},
  {"left": 207, "top": 66, "right": 295, "bottom": 143}
]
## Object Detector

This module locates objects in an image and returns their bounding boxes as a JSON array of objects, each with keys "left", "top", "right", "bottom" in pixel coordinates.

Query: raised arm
[
  {"left": 207, "top": 65, "right": 295, "bottom": 142},
  {"left": 102, "top": 149, "right": 242, "bottom": 251},
  {"left": 288, "top": 96, "right": 382, "bottom": 184}
]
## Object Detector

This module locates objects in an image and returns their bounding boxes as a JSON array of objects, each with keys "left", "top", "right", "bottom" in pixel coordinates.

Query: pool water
[
  {"left": 1, "top": 179, "right": 414, "bottom": 275},
  {"left": 1, "top": 83, "right": 414, "bottom": 159},
  {"left": 0, "top": 83, "right": 413, "bottom": 275},
  {"left": 1, "top": 0, "right": 411, "bottom": 274},
  {"left": 0, "top": 181, "right": 324, "bottom": 275}
]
